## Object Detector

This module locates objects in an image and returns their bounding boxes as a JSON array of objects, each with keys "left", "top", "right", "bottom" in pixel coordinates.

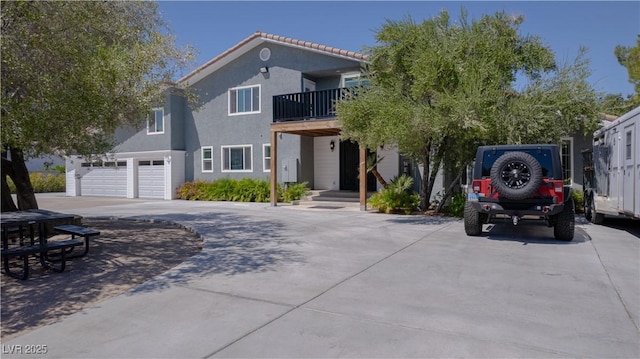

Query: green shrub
[
  {"left": 176, "top": 180, "right": 208, "bottom": 200},
  {"left": 7, "top": 173, "right": 66, "bottom": 193},
  {"left": 447, "top": 192, "right": 466, "bottom": 218},
  {"left": 208, "top": 178, "right": 239, "bottom": 201},
  {"left": 236, "top": 178, "right": 271, "bottom": 202},
  {"left": 368, "top": 174, "right": 419, "bottom": 214},
  {"left": 279, "top": 182, "right": 309, "bottom": 203},
  {"left": 570, "top": 188, "right": 584, "bottom": 213},
  {"left": 176, "top": 178, "right": 309, "bottom": 203}
]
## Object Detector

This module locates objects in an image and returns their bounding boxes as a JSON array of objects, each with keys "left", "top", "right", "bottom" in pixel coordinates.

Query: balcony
[{"left": 273, "top": 88, "right": 345, "bottom": 123}]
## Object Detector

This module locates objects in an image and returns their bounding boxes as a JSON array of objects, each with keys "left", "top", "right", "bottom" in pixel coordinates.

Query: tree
[
  {"left": 599, "top": 93, "right": 637, "bottom": 116},
  {"left": 366, "top": 153, "right": 388, "bottom": 189},
  {"left": 599, "top": 35, "right": 640, "bottom": 115},
  {"left": 337, "top": 9, "right": 600, "bottom": 210},
  {"left": 615, "top": 35, "right": 640, "bottom": 106},
  {"left": 1, "top": 1, "right": 193, "bottom": 211}
]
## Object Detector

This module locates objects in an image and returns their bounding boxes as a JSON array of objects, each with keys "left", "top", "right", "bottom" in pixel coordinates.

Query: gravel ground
[{"left": 1, "top": 219, "right": 203, "bottom": 341}]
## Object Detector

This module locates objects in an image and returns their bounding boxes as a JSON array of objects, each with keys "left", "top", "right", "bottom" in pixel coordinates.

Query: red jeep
[{"left": 464, "top": 144, "right": 575, "bottom": 241}]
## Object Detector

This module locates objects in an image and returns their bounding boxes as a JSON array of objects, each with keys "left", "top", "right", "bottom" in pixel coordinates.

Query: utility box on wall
[{"left": 282, "top": 159, "right": 298, "bottom": 183}]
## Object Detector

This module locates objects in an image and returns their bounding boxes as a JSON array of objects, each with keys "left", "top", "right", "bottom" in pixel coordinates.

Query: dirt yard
[{"left": 1, "top": 219, "right": 203, "bottom": 341}]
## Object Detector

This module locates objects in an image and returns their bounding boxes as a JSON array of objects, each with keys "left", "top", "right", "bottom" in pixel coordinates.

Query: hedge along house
[{"left": 65, "top": 31, "right": 410, "bottom": 208}]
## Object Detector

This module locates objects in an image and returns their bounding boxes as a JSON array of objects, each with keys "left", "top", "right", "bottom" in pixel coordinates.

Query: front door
[{"left": 339, "top": 140, "right": 376, "bottom": 191}]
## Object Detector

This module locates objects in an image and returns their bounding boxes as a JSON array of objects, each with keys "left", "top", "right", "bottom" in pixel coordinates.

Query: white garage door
[
  {"left": 138, "top": 160, "right": 165, "bottom": 199},
  {"left": 80, "top": 161, "right": 127, "bottom": 197}
]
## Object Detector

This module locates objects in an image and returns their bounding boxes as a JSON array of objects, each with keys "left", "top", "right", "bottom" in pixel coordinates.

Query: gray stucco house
[
  {"left": 65, "top": 32, "right": 410, "bottom": 206},
  {"left": 65, "top": 31, "right": 590, "bottom": 207}
]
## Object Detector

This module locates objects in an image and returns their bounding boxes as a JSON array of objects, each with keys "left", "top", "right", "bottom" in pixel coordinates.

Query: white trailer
[{"left": 583, "top": 106, "right": 640, "bottom": 223}]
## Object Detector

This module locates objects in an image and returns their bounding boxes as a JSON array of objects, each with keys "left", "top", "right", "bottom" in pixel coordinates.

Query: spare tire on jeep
[{"left": 490, "top": 152, "right": 542, "bottom": 200}]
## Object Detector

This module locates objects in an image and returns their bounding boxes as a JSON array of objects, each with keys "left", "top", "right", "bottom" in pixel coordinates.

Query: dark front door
[{"left": 339, "top": 140, "right": 376, "bottom": 191}]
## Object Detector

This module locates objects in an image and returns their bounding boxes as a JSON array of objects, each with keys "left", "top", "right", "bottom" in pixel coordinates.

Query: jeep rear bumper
[{"left": 467, "top": 197, "right": 565, "bottom": 220}]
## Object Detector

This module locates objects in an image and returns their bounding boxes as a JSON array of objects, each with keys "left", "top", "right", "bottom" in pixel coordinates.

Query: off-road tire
[
  {"left": 553, "top": 198, "right": 575, "bottom": 241},
  {"left": 464, "top": 202, "right": 483, "bottom": 236},
  {"left": 490, "top": 152, "right": 543, "bottom": 200}
]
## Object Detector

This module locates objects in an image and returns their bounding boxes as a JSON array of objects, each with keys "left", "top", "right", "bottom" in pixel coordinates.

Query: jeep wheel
[
  {"left": 464, "top": 202, "right": 483, "bottom": 236},
  {"left": 554, "top": 198, "right": 575, "bottom": 241},
  {"left": 490, "top": 152, "right": 543, "bottom": 200}
]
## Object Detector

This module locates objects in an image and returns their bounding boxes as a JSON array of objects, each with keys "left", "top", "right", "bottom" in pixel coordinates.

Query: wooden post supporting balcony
[
  {"left": 359, "top": 145, "right": 367, "bottom": 211},
  {"left": 270, "top": 130, "right": 278, "bottom": 206}
]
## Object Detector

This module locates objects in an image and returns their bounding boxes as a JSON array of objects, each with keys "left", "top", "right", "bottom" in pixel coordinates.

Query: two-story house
[
  {"left": 66, "top": 31, "right": 595, "bottom": 209},
  {"left": 65, "top": 31, "right": 413, "bottom": 208}
]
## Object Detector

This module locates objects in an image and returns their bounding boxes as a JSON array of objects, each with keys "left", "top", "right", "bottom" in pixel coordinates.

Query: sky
[{"left": 157, "top": 1, "right": 639, "bottom": 96}]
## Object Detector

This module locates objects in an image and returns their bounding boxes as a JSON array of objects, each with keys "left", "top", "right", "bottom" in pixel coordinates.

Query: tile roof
[
  {"left": 179, "top": 31, "right": 369, "bottom": 84},
  {"left": 257, "top": 31, "right": 369, "bottom": 61}
]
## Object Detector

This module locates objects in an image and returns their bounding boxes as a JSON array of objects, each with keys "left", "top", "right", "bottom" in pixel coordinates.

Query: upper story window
[
  {"left": 229, "top": 85, "right": 260, "bottom": 115},
  {"left": 148, "top": 108, "right": 164, "bottom": 134}
]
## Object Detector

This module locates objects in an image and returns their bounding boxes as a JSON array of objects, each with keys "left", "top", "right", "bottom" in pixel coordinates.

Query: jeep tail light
[{"left": 472, "top": 180, "right": 482, "bottom": 193}]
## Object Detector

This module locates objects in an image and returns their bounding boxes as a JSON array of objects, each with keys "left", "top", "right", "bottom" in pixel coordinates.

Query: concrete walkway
[{"left": 3, "top": 194, "right": 639, "bottom": 358}]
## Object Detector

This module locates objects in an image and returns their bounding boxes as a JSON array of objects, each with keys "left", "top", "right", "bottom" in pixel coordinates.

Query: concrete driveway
[{"left": 3, "top": 194, "right": 639, "bottom": 358}]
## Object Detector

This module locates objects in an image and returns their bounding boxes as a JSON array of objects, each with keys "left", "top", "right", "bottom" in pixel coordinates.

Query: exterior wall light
[
  {"left": 260, "top": 66, "right": 269, "bottom": 73},
  {"left": 330, "top": 140, "right": 335, "bottom": 152}
]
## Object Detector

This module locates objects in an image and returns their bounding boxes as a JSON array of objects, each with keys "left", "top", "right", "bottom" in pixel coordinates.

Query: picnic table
[{"left": 1, "top": 209, "right": 99, "bottom": 280}]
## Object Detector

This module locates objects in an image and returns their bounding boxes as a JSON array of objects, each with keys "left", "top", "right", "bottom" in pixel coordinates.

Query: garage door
[
  {"left": 80, "top": 161, "right": 127, "bottom": 197},
  {"left": 138, "top": 160, "right": 165, "bottom": 199}
]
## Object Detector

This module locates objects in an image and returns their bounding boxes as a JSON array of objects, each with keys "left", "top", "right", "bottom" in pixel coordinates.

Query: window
[
  {"left": 342, "top": 73, "right": 370, "bottom": 88},
  {"left": 229, "top": 85, "right": 260, "bottom": 115},
  {"left": 263, "top": 144, "right": 271, "bottom": 172},
  {"left": 148, "top": 108, "right": 164, "bottom": 134},
  {"left": 202, "top": 146, "right": 213, "bottom": 173},
  {"left": 222, "top": 145, "right": 252, "bottom": 172},
  {"left": 81, "top": 161, "right": 127, "bottom": 168},
  {"left": 482, "top": 149, "right": 556, "bottom": 179},
  {"left": 561, "top": 138, "right": 573, "bottom": 182},
  {"left": 626, "top": 131, "right": 633, "bottom": 160},
  {"left": 139, "top": 160, "right": 163, "bottom": 166}
]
